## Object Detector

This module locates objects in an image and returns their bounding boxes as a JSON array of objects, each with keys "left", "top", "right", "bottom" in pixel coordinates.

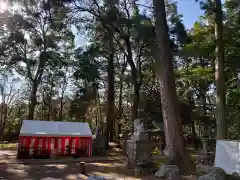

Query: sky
[
  {"left": 177, "top": 0, "right": 225, "bottom": 28},
  {"left": 177, "top": 0, "right": 203, "bottom": 29},
  {"left": 75, "top": 0, "right": 204, "bottom": 46}
]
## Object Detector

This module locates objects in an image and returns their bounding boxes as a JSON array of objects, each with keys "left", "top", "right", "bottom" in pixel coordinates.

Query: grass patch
[{"left": 0, "top": 143, "right": 17, "bottom": 150}]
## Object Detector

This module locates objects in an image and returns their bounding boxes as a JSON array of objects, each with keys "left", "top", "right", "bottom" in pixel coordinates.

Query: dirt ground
[
  {"left": 0, "top": 160, "right": 158, "bottom": 180},
  {"left": 0, "top": 149, "right": 158, "bottom": 180}
]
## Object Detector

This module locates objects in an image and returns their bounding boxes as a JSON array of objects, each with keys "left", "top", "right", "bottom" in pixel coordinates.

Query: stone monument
[
  {"left": 130, "top": 118, "right": 148, "bottom": 141},
  {"left": 126, "top": 119, "right": 152, "bottom": 168}
]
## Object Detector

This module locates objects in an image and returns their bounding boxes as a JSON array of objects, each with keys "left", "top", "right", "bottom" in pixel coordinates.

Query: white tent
[
  {"left": 20, "top": 120, "right": 92, "bottom": 137},
  {"left": 215, "top": 140, "right": 240, "bottom": 174}
]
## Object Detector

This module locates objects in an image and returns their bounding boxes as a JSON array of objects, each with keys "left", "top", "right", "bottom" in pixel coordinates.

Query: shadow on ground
[
  {"left": 0, "top": 159, "right": 158, "bottom": 180},
  {"left": 0, "top": 146, "right": 157, "bottom": 180}
]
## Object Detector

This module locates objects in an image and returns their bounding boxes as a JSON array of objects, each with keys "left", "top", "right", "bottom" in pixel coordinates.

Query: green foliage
[
  {"left": 1, "top": 0, "right": 240, "bottom": 141},
  {"left": 0, "top": 0, "right": 74, "bottom": 83},
  {"left": 73, "top": 45, "right": 101, "bottom": 87}
]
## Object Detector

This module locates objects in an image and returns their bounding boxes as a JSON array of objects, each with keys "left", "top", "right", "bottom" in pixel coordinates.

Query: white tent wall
[
  {"left": 18, "top": 120, "right": 93, "bottom": 157},
  {"left": 215, "top": 140, "right": 240, "bottom": 174},
  {"left": 20, "top": 120, "right": 93, "bottom": 137}
]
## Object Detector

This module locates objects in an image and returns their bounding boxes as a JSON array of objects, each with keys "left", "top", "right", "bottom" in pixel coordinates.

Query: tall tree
[
  {"left": 153, "top": 0, "right": 192, "bottom": 172},
  {"left": 0, "top": 0, "right": 73, "bottom": 120},
  {"left": 104, "top": 0, "right": 117, "bottom": 147},
  {"left": 214, "top": 0, "right": 227, "bottom": 139}
]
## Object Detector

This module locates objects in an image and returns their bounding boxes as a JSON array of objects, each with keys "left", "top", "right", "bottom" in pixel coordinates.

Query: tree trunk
[
  {"left": 125, "top": 38, "right": 141, "bottom": 121},
  {"left": 199, "top": 57, "right": 208, "bottom": 136},
  {"left": 215, "top": 0, "right": 227, "bottom": 139},
  {"left": 59, "top": 88, "right": 65, "bottom": 121},
  {"left": 49, "top": 85, "right": 55, "bottom": 121},
  {"left": 131, "top": 81, "right": 140, "bottom": 121},
  {"left": 153, "top": 0, "right": 193, "bottom": 173},
  {"left": 59, "top": 97, "right": 64, "bottom": 121},
  {"left": 191, "top": 118, "right": 198, "bottom": 149},
  {"left": 47, "top": 91, "right": 52, "bottom": 121},
  {"left": 118, "top": 58, "right": 127, "bottom": 119},
  {"left": 28, "top": 83, "right": 38, "bottom": 120},
  {"left": 96, "top": 90, "right": 103, "bottom": 126},
  {"left": 117, "top": 64, "right": 126, "bottom": 133},
  {"left": 104, "top": 29, "right": 115, "bottom": 149},
  {"left": 188, "top": 95, "right": 198, "bottom": 149},
  {"left": 106, "top": 38, "right": 115, "bottom": 142},
  {"left": 28, "top": 50, "right": 47, "bottom": 120},
  {"left": 118, "top": 77, "right": 123, "bottom": 118},
  {"left": 0, "top": 103, "right": 7, "bottom": 139}
]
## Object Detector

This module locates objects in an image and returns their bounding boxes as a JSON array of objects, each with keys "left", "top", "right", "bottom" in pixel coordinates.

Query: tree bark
[
  {"left": 199, "top": 58, "right": 208, "bottom": 136},
  {"left": 106, "top": 36, "right": 115, "bottom": 142},
  {"left": 28, "top": 83, "right": 38, "bottom": 120},
  {"left": 27, "top": 51, "right": 47, "bottom": 120},
  {"left": 118, "top": 77, "right": 123, "bottom": 118},
  {"left": 59, "top": 97, "right": 64, "bottom": 121},
  {"left": 125, "top": 38, "right": 141, "bottom": 121},
  {"left": 118, "top": 58, "right": 127, "bottom": 119},
  {"left": 104, "top": 25, "right": 115, "bottom": 149},
  {"left": 215, "top": 0, "right": 227, "bottom": 139},
  {"left": 117, "top": 59, "right": 127, "bottom": 133},
  {"left": 153, "top": 0, "right": 193, "bottom": 173},
  {"left": 131, "top": 81, "right": 141, "bottom": 120},
  {"left": 104, "top": 0, "right": 117, "bottom": 149},
  {"left": 47, "top": 86, "right": 53, "bottom": 121}
]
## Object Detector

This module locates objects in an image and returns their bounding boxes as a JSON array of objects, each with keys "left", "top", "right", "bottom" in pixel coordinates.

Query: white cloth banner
[{"left": 215, "top": 140, "right": 240, "bottom": 174}]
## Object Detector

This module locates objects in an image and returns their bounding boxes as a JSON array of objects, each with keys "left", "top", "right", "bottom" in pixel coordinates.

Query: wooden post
[{"left": 79, "top": 162, "right": 86, "bottom": 174}]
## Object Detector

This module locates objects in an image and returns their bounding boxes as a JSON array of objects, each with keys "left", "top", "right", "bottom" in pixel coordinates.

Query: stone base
[
  {"left": 126, "top": 139, "right": 152, "bottom": 168},
  {"left": 198, "top": 167, "right": 226, "bottom": 180},
  {"left": 130, "top": 132, "right": 148, "bottom": 141},
  {"left": 196, "top": 164, "right": 215, "bottom": 175},
  {"left": 155, "top": 164, "right": 181, "bottom": 180}
]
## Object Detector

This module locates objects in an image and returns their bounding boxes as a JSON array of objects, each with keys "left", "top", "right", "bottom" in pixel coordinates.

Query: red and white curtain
[{"left": 19, "top": 136, "right": 92, "bottom": 156}]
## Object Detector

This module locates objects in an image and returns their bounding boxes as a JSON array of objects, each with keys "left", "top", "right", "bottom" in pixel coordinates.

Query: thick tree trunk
[
  {"left": 103, "top": 0, "right": 117, "bottom": 149},
  {"left": 107, "top": 40, "right": 115, "bottom": 142},
  {"left": 215, "top": 0, "right": 227, "bottom": 139},
  {"left": 154, "top": 0, "right": 193, "bottom": 173},
  {"left": 104, "top": 31, "right": 115, "bottom": 149},
  {"left": 28, "top": 50, "right": 47, "bottom": 120},
  {"left": 28, "top": 83, "right": 38, "bottom": 120}
]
